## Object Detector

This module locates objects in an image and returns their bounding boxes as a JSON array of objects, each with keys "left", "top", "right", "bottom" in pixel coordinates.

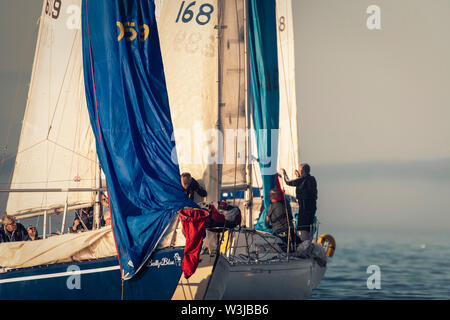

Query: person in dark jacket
[
  {"left": 282, "top": 163, "right": 318, "bottom": 241},
  {"left": 0, "top": 224, "right": 5, "bottom": 243},
  {"left": 0, "top": 215, "right": 31, "bottom": 242},
  {"left": 69, "top": 207, "right": 94, "bottom": 233},
  {"left": 26, "top": 225, "right": 42, "bottom": 240},
  {"left": 181, "top": 172, "right": 207, "bottom": 201},
  {"left": 265, "top": 189, "right": 300, "bottom": 251}
]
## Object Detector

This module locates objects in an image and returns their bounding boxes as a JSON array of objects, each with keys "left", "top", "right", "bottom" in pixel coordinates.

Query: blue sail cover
[
  {"left": 247, "top": 0, "right": 280, "bottom": 232},
  {"left": 81, "top": 0, "right": 197, "bottom": 279}
]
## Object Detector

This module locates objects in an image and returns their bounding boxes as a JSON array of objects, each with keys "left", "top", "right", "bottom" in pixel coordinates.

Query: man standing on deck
[{"left": 281, "top": 163, "right": 318, "bottom": 241}]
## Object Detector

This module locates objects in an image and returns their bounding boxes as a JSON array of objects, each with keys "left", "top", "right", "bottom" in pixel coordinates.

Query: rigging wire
[
  {"left": 231, "top": 0, "right": 243, "bottom": 207},
  {"left": 46, "top": 29, "right": 81, "bottom": 140},
  {"left": 45, "top": 28, "right": 87, "bottom": 211}
]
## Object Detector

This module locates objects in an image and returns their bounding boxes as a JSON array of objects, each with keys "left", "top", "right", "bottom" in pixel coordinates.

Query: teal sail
[{"left": 247, "top": 0, "right": 280, "bottom": 232}]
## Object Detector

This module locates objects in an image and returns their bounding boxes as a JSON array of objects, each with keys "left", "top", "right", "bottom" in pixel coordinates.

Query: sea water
[{"left": 310, "top": 229, "right": 450, "bottom": 300}]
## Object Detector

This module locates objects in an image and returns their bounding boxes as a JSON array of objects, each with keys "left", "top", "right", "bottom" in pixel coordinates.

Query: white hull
[
  {"left": 222, "top": 258, "right": 326, "bottom": 300},
  {"left": 204, "top": 228, "right": 327, "bottom": 300}
]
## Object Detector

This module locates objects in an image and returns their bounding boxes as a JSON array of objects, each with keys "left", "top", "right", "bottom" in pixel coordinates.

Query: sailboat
[
  {"left": 214, "top": 0, "right": 332, "bottom": 300},
  {"left": 0, "top": 0, "right": 227, "bottom": 300},
  {"left": 157, "top": 0, "right": 334, "bottom": 300},
  {"left": 0, "top": 0, "right": 333, "bottom": 300}
]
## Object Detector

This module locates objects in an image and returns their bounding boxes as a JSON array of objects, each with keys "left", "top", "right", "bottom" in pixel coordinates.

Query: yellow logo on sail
[{"left": 116, "top": 22, "right": 150, "bottom": 43}]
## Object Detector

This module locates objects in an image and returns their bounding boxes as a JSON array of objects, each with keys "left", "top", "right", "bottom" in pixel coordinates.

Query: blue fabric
[
  {"left": 247, "top": 0, "right": 280, "bottom": 232},
  {"left": 81, "top": 0, "right": 197, "bottom": 279}
]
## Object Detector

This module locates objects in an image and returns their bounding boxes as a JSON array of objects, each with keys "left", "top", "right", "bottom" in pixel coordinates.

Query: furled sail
[
  {"left": 247, "top": 0, "right": 280, "bottom": 232},
  {"left": 251, "top": 0, "right": 299, "bottom": 199},
  {"left": 276, "top": 0, "right": 300, "bottom": 198},
  {"left": 7, "top": 0, "right": 97, "bottom": 215},
  {"left": 81, "top": 0, "right": 196, "bottom": 280}
]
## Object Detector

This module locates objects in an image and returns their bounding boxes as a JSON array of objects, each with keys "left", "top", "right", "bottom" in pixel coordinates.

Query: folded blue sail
[
  {"left": 81, "top": 0, "right": 197, "bottom": 279},
  {"left": 247, "top": 0, "right": 280, "bottom": 232}
]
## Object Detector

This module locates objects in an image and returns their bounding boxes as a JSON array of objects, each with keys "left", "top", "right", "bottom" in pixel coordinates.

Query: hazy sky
[
  {"left": 294, "top": 0, "right": 450, "bottom": 164},
  {"left": 0, "top": 1, "right": 42, "bottom": 157},
  {"left": 291, "top": 0, "right": 450, "bottom": 233},
  {"left": 0, "top": 0, "right": 449, "bottom": 233}
]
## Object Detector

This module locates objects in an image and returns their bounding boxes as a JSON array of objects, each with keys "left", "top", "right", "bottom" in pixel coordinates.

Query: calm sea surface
[{"left": 310, "top": 229, "right": 450, "bottom": 300}]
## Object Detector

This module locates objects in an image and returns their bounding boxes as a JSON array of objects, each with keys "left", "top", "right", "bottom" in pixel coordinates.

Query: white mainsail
[
  {"left": 7, "top": 0, "right": 97, "bottom": 215},
  {"left": 157, "top": 0, "right": 220, "bottom": 201},
  {"left": 158, "top": 0, "right": 248, "bottom": 200},
  {"left": 276, "top": 0, "right": 300, "bottom": 197}
]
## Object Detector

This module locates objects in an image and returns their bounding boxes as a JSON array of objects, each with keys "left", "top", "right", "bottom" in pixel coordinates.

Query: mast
[
  {"left": 244, "top": 0, "right": 253, "bottom": 228},
  {"left": 216, "top": 0, "right": 224, "bottom": 202},
  {"left": 216, "top": 0, "right": 249, "bottom": 203},
  {"left": 93, "top": 162, "right": 102, "bottom": 229}
]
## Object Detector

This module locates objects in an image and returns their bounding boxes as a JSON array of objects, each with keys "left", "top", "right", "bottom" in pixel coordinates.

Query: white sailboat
[
  {"left": 0, "top": 0, "right": 334, "bottom": 300},
  {"left": 156, "top": 0, "right": 246, "bottom": 299},
  {"left": 0, "top": 0, "right": 226, "bottom": 300},
  {"left": 218, "top": 0, "right": 331, "bottom": 300},
  {"left": 157, "top": 0, "right": 334, "bottom": 300}
]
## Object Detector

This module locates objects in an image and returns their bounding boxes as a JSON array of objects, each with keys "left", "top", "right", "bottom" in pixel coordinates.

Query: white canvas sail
[
  {"left": 157, "top": 0, "right": 220, "bottom": 200},
  {"left": 7, "top": 0, "right": 97, "bottom": 215},
  {"left": 276, "top": 0, "right": 300, "bottom": 197},
  {"left": 157, "top": 1, "right": 250, "bottom": 199}
]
